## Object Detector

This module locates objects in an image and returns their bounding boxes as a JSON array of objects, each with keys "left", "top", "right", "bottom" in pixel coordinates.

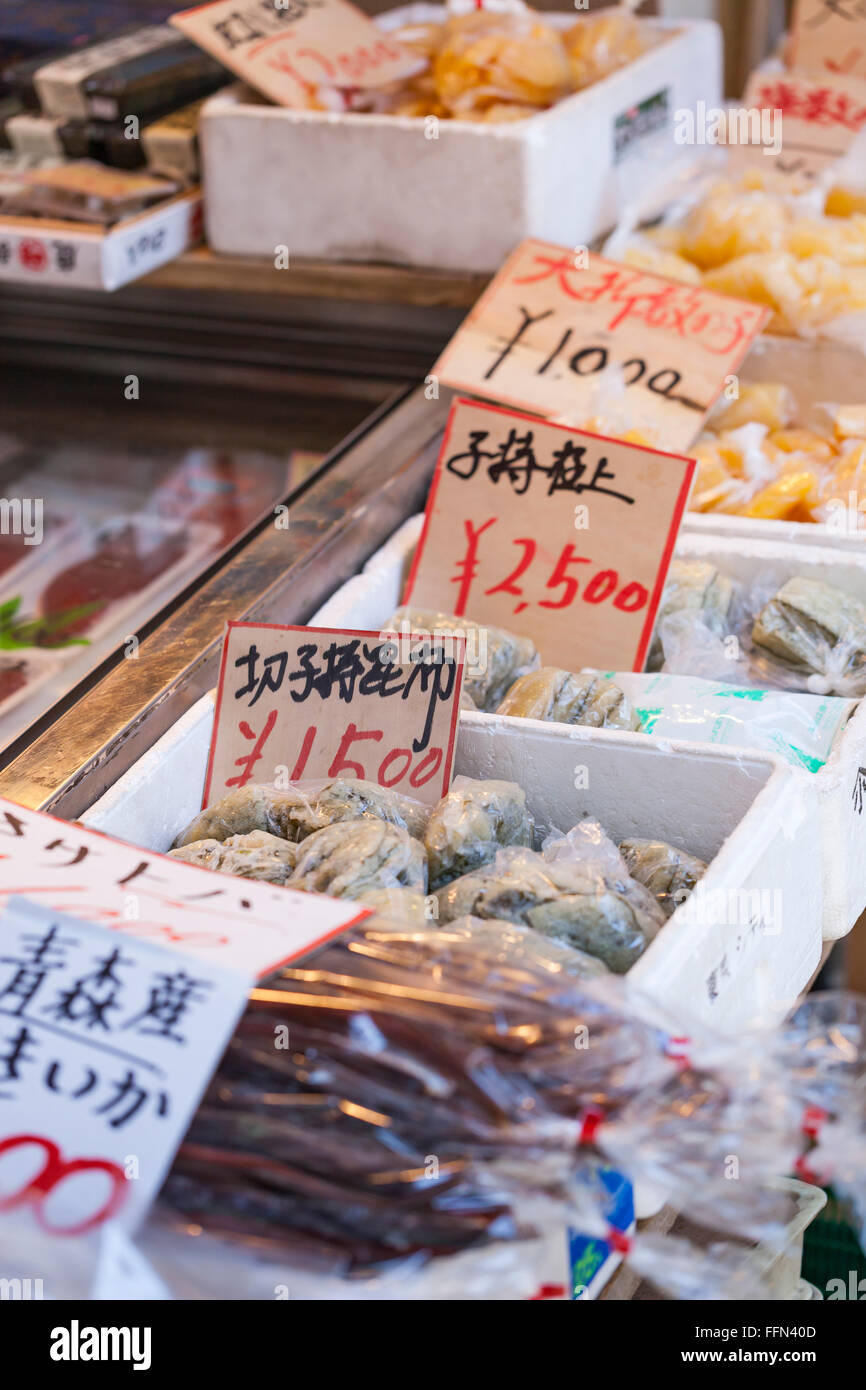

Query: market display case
[
  {"left": 4, "top": 0, "right": 866, "bottom": 1317},
  {"left": 0, "top": 383, "right": 445, "bottom": 812}
]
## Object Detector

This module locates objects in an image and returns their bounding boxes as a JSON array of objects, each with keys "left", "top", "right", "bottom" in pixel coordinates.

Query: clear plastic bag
[
  {"left": 387, "top": 605, "right": 539, "bottom": 712},
  {"left": 172, "top": 776, "right": 431, "bottom": 850},
  {"left": 436, "top": 821, "right": 665, "bottom": 972},
  {"left": 424, "top": 774, "right": 534, "bottom": 891}
]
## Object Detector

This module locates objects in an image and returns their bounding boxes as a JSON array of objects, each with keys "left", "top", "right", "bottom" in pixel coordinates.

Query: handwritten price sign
[
  {"left": 171, "top": 0, "right": 418, "bottom": 109},
  {"left": 732, "top": 69, "right": 866, "bottom": 179},
  {"left": 433, "top": 240, "right": 768, "bottom": 453},
  {"left": 404, "top": 398, "right": 696, "bottom": 673},
  {"left": 0, "top": 897, "right": 248, "bottom": 1234},
  {"left": 0, "top": 797, "right": 365, "bottom": 981},
  {"left": 790, "top": 0, "right": 866, "bottom": 77},
  {"left": 205, "top": 623, "right": 466, "bottom": 808}
]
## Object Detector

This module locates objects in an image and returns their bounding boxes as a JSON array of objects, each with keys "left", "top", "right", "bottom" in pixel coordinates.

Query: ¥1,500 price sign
[
  {"left": 403, "top": 398, "right": 696, "bottom": 673},
  {"left": 433, "top": 239, "right": 769, "bottom": 452},
  {"left": 204, "top": 623, "right": 466, "bottom": 808}
]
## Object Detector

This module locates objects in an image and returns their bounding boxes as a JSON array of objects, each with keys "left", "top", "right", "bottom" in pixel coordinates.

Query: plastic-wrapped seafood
[
  {"left": 159, "top": 913, "right": 670, "bottom": 1275},
  {"left": 497, "top": 667, "right": 641, "bottom": 731},
  {"left": 289, "top": 819, "right": 427, "bottom": 899},
  {"left": 436, "top": 823, "right": 665, "bottom": 973},
  {"left": 650, "top": 560, "right": 736, "bottom": 669},
  {"left": 169, "top": 830, "right": 298, "bottom": 884},
  {"left": 619, "top": 838, "right": 707, "bottom": 919},
  {"left": 353, "top": 886, "right": 431, "bottom": 926},
  {"left": 172, "top": 783, "right": 306, "bottom": 847},
  {"left": 658, "top": 560, "right": 735, "bottom": 634},
  {"left": 564, "top": 9, "right": 654, "bottom": 90},
  {"left": 288, "top": 777, "right": 429, "bottom": 841},
  {"left": 172, "top": 777, "right": 427, "bottom": 849},
  {"left": 389, "top": 605, "right": 538, "bottom": 711},
  {"left": 424, "top": 775, "right": 534, "bottom": 891},
  {"left": 752, "top": 577, "right": 866, "bottom": 688}
]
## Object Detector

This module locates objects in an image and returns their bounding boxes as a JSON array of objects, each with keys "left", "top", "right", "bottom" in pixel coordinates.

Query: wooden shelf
[{"left": 143, "top": 245, "right": 489, "bottom": 309}]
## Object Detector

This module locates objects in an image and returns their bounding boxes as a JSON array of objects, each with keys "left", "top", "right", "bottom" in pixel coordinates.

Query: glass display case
[{"left": 0, "top": 383, "right": 446, "bottom": 813}]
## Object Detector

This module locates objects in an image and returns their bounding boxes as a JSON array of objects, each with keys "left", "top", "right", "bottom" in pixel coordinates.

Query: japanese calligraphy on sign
[
  {"left": 432, "top": 240, "right": 769, "bottom": 453},
  {"left": 731, "top": 68, "right": 866, "bottom": 178},
  {"left": 205, "top": 623, "right": 466, "bottom": 809},
  {"left": 0, "top": 797, "right": 366, "bottom": 980},
  {"left": 403, "top": 398, "right": 696, "bottom": 673},
  {"left": 171, "top": 0, "right": 419, "bottom": 109},
  {"left": 0, "top": 897, "right": 248, "bottom": 1233},
  {"left": 790, "top": 0, "right": 866, "bottom": 78}
]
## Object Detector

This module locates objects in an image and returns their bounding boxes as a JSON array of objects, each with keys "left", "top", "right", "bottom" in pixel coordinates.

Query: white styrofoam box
[
  {"left": 0, "top": 189, "right": 201, "bottom": 291},
  {"left": 82, "top": 623, "right": 820, "bottom": 1035},
  {"left": 683, "top": 336, "right": 866, "bottom": 551},
  {"left": 675, "top": 531, "right": 866, "bottom": 941},
  {"left": 277, "top": 511, "right": 866, "bottom": 942},
  {"left": 200, "top": 9, "right": 721, "bottom": 272}
]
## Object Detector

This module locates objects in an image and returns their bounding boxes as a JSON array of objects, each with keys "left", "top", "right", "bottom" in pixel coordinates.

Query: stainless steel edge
[{"left": 0, "top": 385, "right": 447, "bottom": 816}]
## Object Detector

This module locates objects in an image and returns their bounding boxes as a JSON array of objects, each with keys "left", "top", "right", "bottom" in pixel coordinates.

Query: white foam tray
[
  {"left": 674, "top": 531, "right": 866, "bottom": 942},
  {"left": 82, "top": 523, "right": 820, "bottom": 1034},
  {"left": 278, "top": 512, "right": 866, "bottom": 944},
  {"left": 325, "top": 514, "right": 865, "bottom": 942},
  {"left": 683, "top": 335, "right": 866, "bottom": 551},
  {"left": 199, "top": 8, "right": 721, "bottom": 273}
]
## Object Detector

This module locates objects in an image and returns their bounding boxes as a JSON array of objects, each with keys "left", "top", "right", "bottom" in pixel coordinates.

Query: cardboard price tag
[
  {"left": 790, "top": 0, "right": 866, "bottom": 77},
  {"left": 171, "top": 0, "right": 419, "bottom": 109},
  {"left": 433, "top": 239, "right": 769, "bottom": 453},
  {"left": 0, "top": 896, "right": 249, "bottom": 1234},
  {"left": 0, "top": 797, "right": 366, "bottom": 981},
  {"left": 403, "top": 398, "right": 696, "bottom": 673},
  {"left": 730, "top": 68, "right": 866, "bottom": 179},
  {"left": 204, "top": 622, "right": 466, "bottom": 808}
]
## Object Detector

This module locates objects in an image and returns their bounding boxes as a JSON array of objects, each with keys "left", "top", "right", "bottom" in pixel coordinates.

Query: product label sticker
[
  {"left": 0, "top": 896, "right": 248, "bottom": 1234},
  {"left": 171, "top": 0, "right": 419, "bottom": 108},
  {"left": 0, "top": 797, "right": 366, "bottom": 980},
  {"left": 205, "top": 622, "right": 466, "bottom": 808},
  {"left": 403, "top": 397, "right": 695, "bottom": 673},
  {"left": 432, "top": 240, "right": 769, "bottom": 453}
]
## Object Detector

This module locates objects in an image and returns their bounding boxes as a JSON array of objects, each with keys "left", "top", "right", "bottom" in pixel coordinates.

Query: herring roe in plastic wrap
[
  {"left": 424, "top": 774, "right": 534, "bottom": 891},
  {"left": 172, "top": 777, "right": 430, "bottom": 849},
  {"left": 653, "top": 560, "right": 866, "bottom": 699},
  {"left": 436, "top": 820, "right": 665, "bottom": 972},
  {"left": 388, "top": 604, "right": 539, "bottom": 711}
]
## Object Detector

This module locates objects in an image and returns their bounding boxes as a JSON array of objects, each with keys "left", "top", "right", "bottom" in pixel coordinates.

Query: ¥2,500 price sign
[
  {"left": 433, "top": 239, "right": 769, "bottom": 452},
  {"left": 403, "top": 398, "right": 696, "bottom": 673},
  {"left": 204, "top": 623, "right": 466, "bottom": 808}
]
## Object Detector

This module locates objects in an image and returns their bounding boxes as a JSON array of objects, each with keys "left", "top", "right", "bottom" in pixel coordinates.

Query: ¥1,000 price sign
[
  {"left": 403, "top": 398, "right": 696, "bottom": 674},
  {"left": 204, "top": 623, "right": 466, "bottom": 808},
  {"left": 171, "top": 0, "right": 419, "bottom": 109},
  {"left": 433, "top": 239, "right": 769, "bottom": 452}
]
